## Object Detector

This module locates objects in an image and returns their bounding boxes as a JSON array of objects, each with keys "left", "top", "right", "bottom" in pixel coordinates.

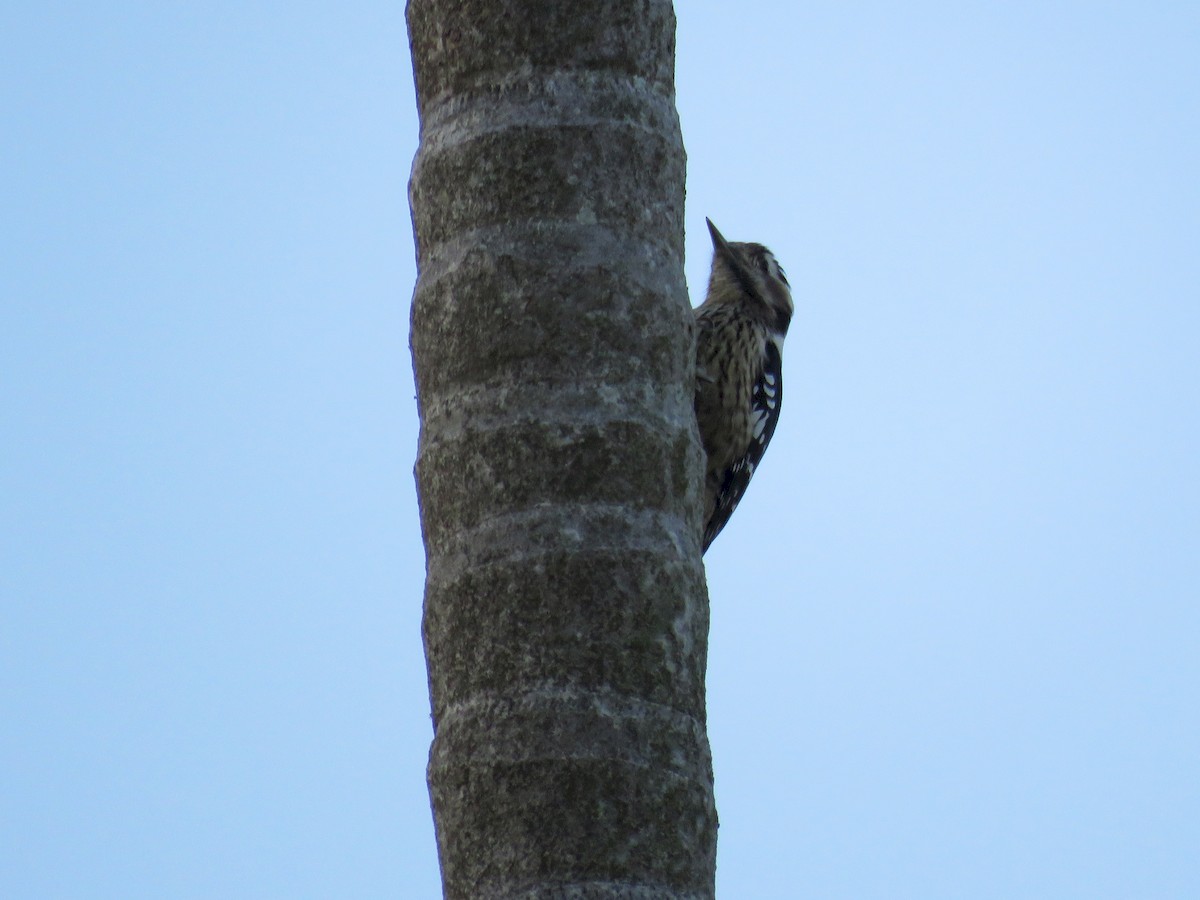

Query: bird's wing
[{"left": 702, "top": 337, "right": 784, "bottom": 552}]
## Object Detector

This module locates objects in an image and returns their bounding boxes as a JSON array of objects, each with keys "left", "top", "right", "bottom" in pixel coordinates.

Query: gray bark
[{"left": 408, "top": 2, "right": 716, "bottom": 897}]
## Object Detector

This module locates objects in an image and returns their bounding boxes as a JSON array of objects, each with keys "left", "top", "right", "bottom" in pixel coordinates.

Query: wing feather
[{"left": 702, "top": 337, "right": 784, "bottom": 552}]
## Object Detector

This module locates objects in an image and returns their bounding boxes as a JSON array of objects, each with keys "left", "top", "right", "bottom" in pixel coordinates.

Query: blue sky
[{"left": 3, "top": 3, "right": 1197, "bottom": 897}]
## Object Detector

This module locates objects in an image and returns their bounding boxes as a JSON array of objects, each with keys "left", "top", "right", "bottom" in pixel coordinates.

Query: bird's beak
[
  {"left": 706, "top": 218, "right": 732, "bottom": 258},
  {"left": 707, "top": 217, "right": 756, "bottom": 293}
]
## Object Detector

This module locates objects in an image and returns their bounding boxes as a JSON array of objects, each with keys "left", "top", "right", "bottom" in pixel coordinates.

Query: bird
[{"left": 693, "top": 218, "right": 794, "bottom": 553}]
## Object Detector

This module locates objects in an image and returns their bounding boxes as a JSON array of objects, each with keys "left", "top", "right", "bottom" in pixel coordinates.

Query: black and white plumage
[{"left": 694, "top": 219, "right": 794, "bottom": 553}]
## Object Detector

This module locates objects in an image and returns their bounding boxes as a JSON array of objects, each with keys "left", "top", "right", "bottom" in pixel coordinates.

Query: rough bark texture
[{"left": 407, "top": 1, "right": 715, "bottom": 897}]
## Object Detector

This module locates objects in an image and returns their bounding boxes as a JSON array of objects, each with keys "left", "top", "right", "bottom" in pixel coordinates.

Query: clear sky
[{"left": 3, "top": 3, "right": 1197, "bottom": 897}]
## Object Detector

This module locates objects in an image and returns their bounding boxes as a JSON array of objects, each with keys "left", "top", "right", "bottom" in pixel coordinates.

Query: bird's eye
[{"left": 764, "top": 253, "right": 789, "bottom": 286}]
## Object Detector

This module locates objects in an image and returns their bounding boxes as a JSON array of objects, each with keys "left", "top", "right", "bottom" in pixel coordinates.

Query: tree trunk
[{"left": 408, "top": 2, "right": 715, "bottom": 897}]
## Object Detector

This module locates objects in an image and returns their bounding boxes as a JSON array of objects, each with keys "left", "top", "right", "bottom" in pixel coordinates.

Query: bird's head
[{"left": 705, "top": 218, "right": 794, "bottom": 336}]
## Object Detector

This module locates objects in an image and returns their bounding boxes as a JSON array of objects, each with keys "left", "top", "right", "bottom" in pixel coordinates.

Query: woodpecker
[{"left": 694, "top": 218, "right": 794, "bottom": 553}]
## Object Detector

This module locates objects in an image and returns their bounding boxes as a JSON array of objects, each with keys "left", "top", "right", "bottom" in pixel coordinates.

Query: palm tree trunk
[{"left": 408, "top": 2, "right": 716, "bottom": 896}]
